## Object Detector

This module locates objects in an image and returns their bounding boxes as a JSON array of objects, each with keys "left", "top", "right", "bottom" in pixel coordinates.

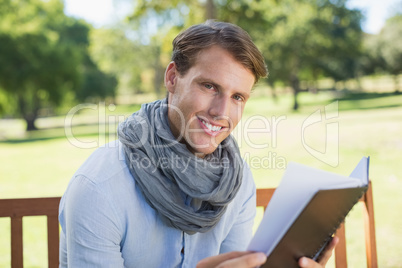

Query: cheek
[
  {"left": 181, "top": 99, "right": 198, "bottom": 118},
  {"left": 173, "top": 99, "right": 201, "bottom": 130},
  {"left": 183, "top": 95, "right": 208, "bottom": 116},
  {"left": 229, "top": 105, "right": 244, "bottom": 128}
]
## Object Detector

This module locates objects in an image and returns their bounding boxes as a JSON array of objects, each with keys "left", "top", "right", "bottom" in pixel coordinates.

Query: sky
[
  {"left": 64, "top": 0, "right": 401, "bottom": 34},
  {"left": 346, "top": 0, "right": 401, "bottom": 33}
]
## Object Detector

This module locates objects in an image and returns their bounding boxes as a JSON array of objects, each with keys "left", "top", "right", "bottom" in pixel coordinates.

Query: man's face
[{"left": 165, "top": 45, "right": 255, "bottom": 157}]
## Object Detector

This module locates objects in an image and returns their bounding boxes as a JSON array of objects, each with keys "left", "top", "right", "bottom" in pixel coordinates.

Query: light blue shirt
[{"left": 59, "top": 140, "right": 256, "bottom": 268}]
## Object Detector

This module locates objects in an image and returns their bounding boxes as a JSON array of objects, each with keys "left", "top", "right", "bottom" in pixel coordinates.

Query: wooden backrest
[
  {"left": 256, "top": 181, "right": 378, "bottom": 268},
  {"left": 0, "top": 183, "right": 378, "bottom": 267},
  {"left": 0, "top": 197, "right": 61, "bottom": 268}
]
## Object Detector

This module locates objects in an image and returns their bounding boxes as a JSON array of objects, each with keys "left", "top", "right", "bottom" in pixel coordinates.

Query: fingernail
[
  {"left": 257, "top": 253, "right": 267, "bottom": 262},
  {"left": 333, "top": 236, "right": 339, "bottom": 243},
  {"left": 299, "top": 257, "right": 308, "bottom": 266}
]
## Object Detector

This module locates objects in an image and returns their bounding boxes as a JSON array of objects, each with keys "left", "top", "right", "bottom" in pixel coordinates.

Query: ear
[{"left": 164, "top": 61, "right": 178, "bottom": 94}]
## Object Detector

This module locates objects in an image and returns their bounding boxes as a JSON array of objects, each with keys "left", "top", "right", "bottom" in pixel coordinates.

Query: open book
[{"left": 248, "top": 157, "right": 370, "bottom": 267}]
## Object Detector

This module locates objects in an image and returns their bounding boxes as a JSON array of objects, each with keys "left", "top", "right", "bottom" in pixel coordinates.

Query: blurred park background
[{"left": 1, "top": 0, "right": 402, "bottom": 267}]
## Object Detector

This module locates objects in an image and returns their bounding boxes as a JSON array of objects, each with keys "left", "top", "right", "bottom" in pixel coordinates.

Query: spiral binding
[{"left": 312, "top": 188, "right": 367, "bottom": 261}]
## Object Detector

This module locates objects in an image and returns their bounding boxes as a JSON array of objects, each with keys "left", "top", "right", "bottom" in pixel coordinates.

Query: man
[{"left": 59, "top": 20, "right": 336, "bottom": 267}]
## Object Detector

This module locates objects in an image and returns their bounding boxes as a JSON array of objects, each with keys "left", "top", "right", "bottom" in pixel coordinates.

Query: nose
[{"left": 209, "top": 94, "right": 231, "bottom": 120}]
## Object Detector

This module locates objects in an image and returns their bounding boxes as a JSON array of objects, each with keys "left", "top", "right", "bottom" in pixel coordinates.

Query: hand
[
  {"left": 196, "top": 251, "right": 267, "bottom": 268},
  {"left": 298, "top": 236, "right": 339, "bottom": 268}
]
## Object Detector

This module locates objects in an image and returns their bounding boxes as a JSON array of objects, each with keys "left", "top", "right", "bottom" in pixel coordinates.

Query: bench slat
[
  {"left": 11, "top": 216, "right": 23, "bottom": 268},
  {"left": 0, "top": 197, "right": 60, "bottom": 217},
  {"left": 48, "top": 215, "right": 60, "bottom": 268}
]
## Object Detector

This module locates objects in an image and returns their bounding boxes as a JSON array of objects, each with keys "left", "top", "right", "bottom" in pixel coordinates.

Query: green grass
[
  {"left": 1, "top": 90, "right": 402, "bottom": 267},
  {"left": 239, "top": 93, "right": 402, "bottom": 267}
]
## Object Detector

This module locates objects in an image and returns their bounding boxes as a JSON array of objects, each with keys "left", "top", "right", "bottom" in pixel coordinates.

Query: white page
[
  {"left": 248, "top": 158, "right": 368, "bottom": 255},
  {"left": 349, "top": 156, "right": 370, "bottom": 184}
]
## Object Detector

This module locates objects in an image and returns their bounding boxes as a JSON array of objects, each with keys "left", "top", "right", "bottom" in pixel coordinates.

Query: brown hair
[{"left": 171, "top": 20, "right": 268, "bottom": 84}]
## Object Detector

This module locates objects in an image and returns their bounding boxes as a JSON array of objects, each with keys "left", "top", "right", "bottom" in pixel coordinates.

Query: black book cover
[
  {"left": 248, "top": 157, "right": 370, "bottom": 267},
  {"left": 261, "top": 186, "right": 368, "bottom": 268}
]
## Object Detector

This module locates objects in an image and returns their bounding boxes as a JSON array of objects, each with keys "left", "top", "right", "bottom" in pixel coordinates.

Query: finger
[
  {"left": 298, "top": 257, "right": 321, "bottom": 268},
  {"left": 318, "top": 236, "right": 339, "bottom": 265},
  {"left": 216, "top": 252, "right": 267, "bottom": 268},
  {"left": 196, "top": 251, "right": 251, "bottom": 268}
]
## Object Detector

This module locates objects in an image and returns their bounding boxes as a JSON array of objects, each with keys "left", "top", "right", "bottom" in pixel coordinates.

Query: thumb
[{"left": 299, "top": 257, "right": 321, "bottom": 268}]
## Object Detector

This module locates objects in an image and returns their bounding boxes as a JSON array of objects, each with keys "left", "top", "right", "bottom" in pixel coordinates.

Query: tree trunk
[
  {"left": 17, "top": 92, "right": 39, "bottom": 131},
  {"left": 25, "top": 117, "right": 38, "bottom": 131},
  {"left": 332, "top": 80, "right": 337, "bottom": 91},
  {"left": 205, "top": 0, "right": 216, "bottom": 20},
  {"left": 290, "top": 74, "right": 300, "bottom": 111},
  {"left": 394, "top": 74, "right": 400, "bottom": 93},
  {"left": 268, "top": 80, "right": 278, "bottom": 103},
  {"left": 355, "top": 76, "right": 362, "bottom": 91}
]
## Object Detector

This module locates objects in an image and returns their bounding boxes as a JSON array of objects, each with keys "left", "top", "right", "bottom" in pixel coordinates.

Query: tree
[
  {"left": 122, "top": 0, "right": 363, "bottom": 110},
  {"left": 124, "top": 0, "right": 219, "bottom": 97},
  {"left": 0, "top": 31, "right": 81, "bottom": 130},
  {"left": 220, "top": 0, "right": 363, "bottom": 109},
  {"left": 90, "top": 27, "right": 159, "bottom": 96},
  {"left": 361, "top": 13, "right": 402, "bottom": 92},
  {"left": 376, "top": 14, "right": 402, "bottom": 92},
  {"left": 0, "top": 0, "right": 116, "bottom": 130}
]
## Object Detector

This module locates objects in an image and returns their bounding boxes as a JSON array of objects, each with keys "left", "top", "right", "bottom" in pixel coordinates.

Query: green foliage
[
  {"left": 361, "top": 13, "right": 402, "bottom": 91},
  {"left": 77, "top": 59, "right": 118, "bottom": 102},
  {"left": 376, "top": 15, "right": 402, "bottom": 76},
  {"left": 90, "top": 28, "right": 152, "bottom": 95},
  {"left": 122, "top": 0, "right": 217, "bottom": 97},
  {"left": 123, "top": 0, "right": 364, "bottom": 110},
  {"left": 0, "top": 0, "right": 117, "bottom": 130},
  {"left": 220, "top": 0, "right": 363, "bottom": 109}
]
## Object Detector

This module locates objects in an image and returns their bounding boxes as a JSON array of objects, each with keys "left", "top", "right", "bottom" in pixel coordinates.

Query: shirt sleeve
[
  {"left": 59, "top": 175, "right": 125, "bottom": 268},
  {"left": 219, "top": 162, "right": 257, "bottom": 253}
]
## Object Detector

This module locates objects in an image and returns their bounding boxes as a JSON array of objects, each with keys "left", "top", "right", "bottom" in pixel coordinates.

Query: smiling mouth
[{"left": 200, "top": 119, "right": 223, "bottom": 132}]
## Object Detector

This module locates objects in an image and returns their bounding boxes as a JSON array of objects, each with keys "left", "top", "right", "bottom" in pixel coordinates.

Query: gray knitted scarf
[{"left": 118, "top": 99, "right": 243, "bottom": 234}]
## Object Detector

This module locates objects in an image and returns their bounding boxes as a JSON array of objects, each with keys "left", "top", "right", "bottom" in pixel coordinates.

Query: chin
[
  {"left": 198, "top": 147, "right": 218, "bottom": 156},
  {"left": 186, "top": 135, "right": 225, "bottom": 156},
  {"left": 187, "top": 142, "right": 218, "bottom": 157}
]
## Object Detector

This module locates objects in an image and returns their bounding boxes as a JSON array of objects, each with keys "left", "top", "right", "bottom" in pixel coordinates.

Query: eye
[
  {"left": 232, "top": 94, "right": 245, "bottom": 102},
  {"left": 204, "top": 83, "right": 215, "bottom": 90}
]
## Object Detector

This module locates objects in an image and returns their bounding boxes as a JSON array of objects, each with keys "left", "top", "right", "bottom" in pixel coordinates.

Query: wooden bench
[
  {"left": 0, "top": 197, "right": 61, "bottom": 268},
  {"left": 0, "top": 181, "right": 378, "bottom": 267},
  {"left": 256, "top": 181, "right": 378, "bottom": 268}
]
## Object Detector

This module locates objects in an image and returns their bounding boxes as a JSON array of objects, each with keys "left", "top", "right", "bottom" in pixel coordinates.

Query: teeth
[{"left": 201, "top": 120, "right": 222, "bottom": 132}]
